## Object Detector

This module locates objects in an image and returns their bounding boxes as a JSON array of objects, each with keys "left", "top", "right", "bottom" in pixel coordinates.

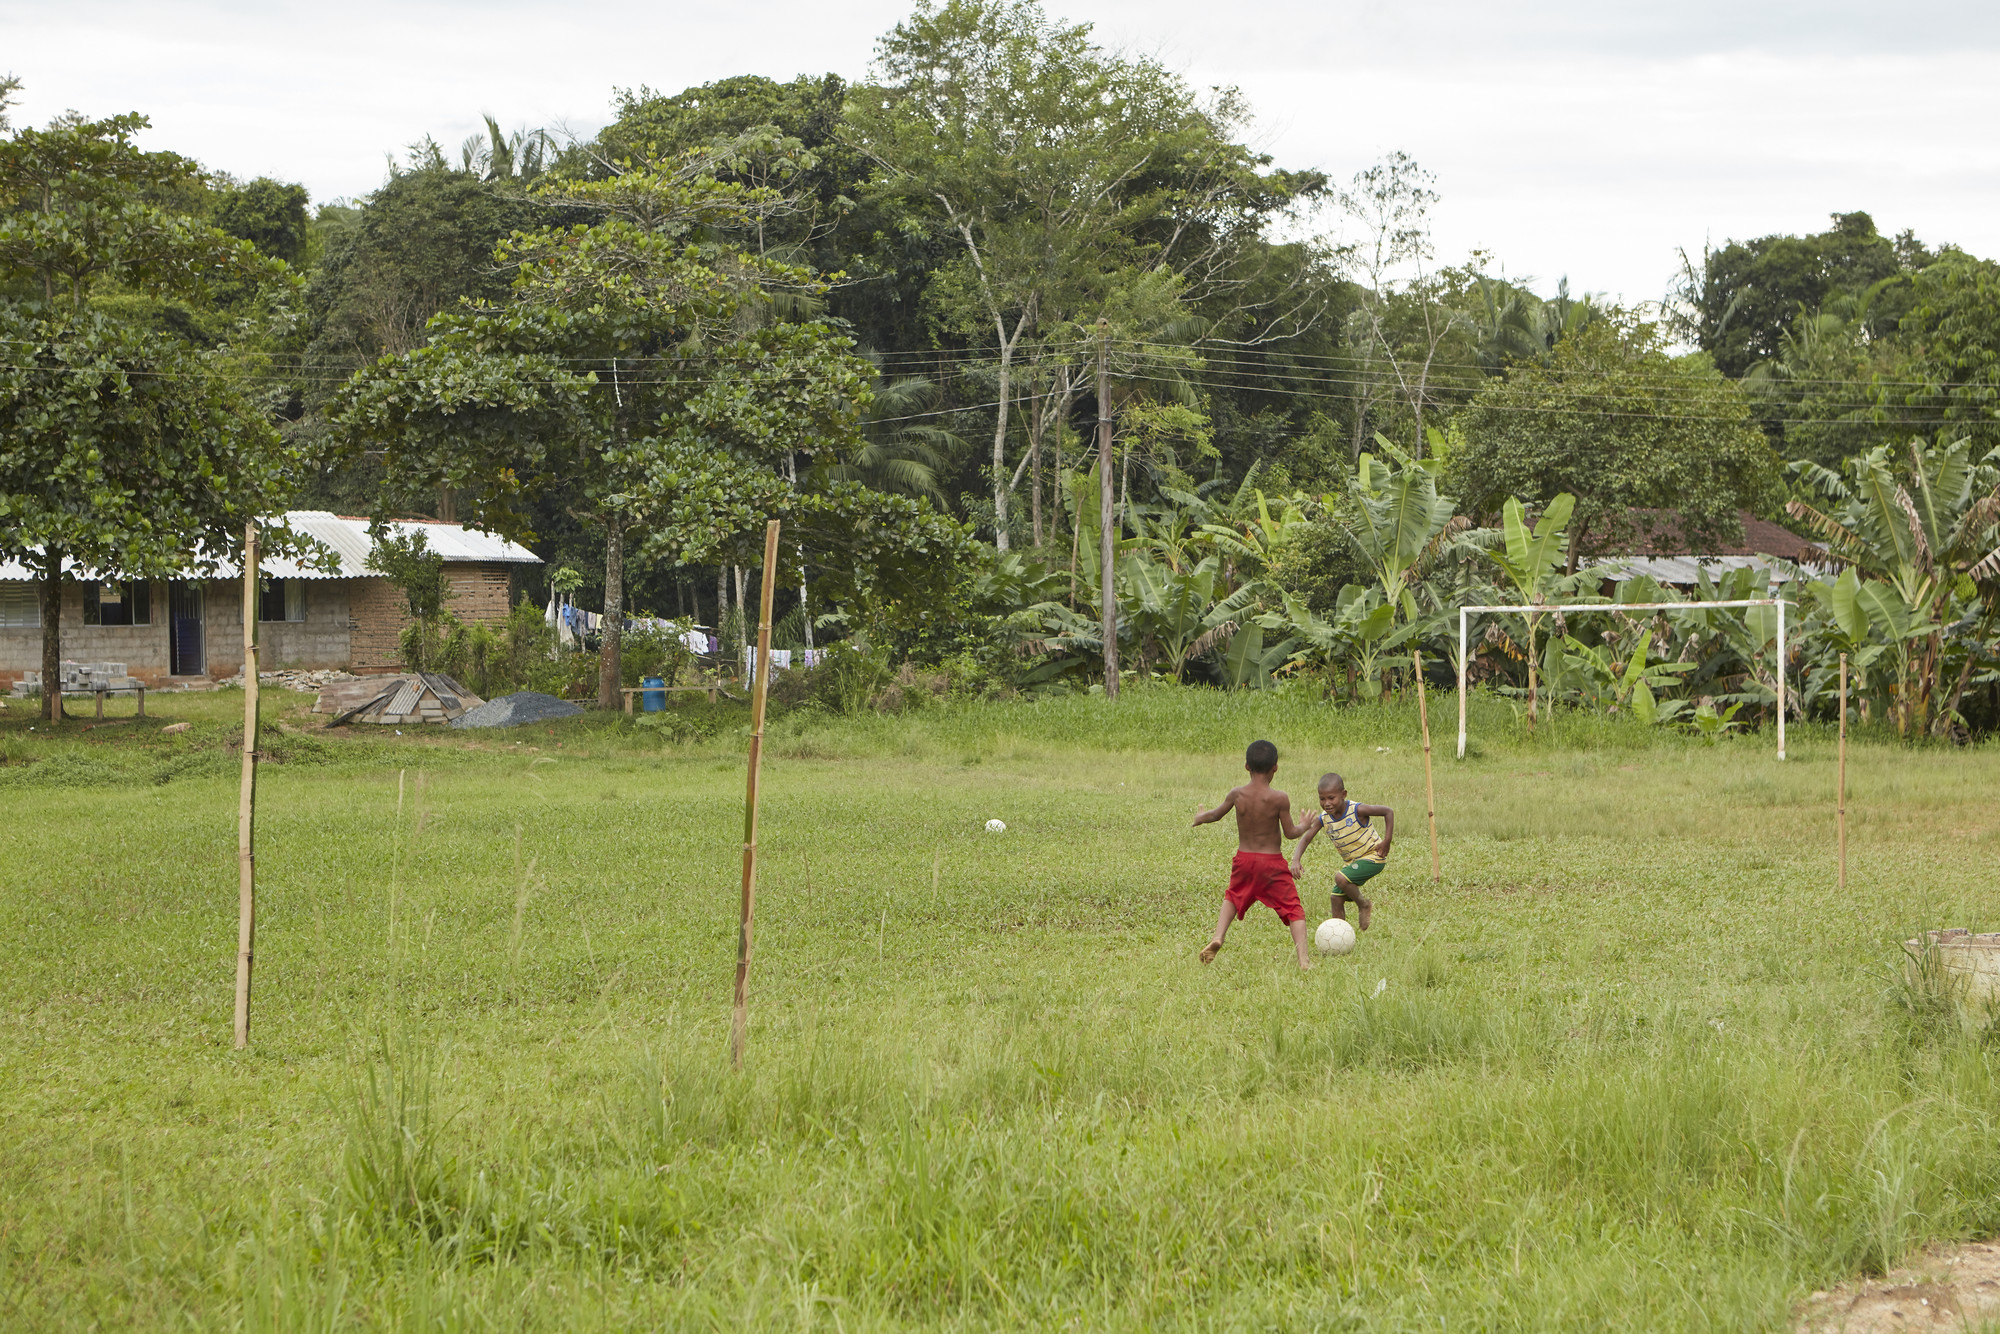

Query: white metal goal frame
[{"left": 1455, "top": 599, "right": 1790, "bottom": 761}]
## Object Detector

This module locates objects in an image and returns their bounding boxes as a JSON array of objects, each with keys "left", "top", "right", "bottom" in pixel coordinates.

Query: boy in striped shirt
[{"left": 1290, "top": 772, "right": 1393, "bottom": 932}]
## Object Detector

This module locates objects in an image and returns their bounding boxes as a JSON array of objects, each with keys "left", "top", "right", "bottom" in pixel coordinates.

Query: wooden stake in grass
[
  {"left": 731, "top": 519, "right": 781, "bottom": 1070},
  {"left": 1411, "top": 649, "right": 1440, "bottom": 884},
  {"left": 1838, "top": 652, "right": 1848, "bottom": 892},
  {"left": 234, "top": 520, "right": 260, "bottom": 1050}
]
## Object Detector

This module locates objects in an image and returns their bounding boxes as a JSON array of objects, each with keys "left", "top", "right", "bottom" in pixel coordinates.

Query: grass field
[{"left": 1, "top": 683, "right": 1997, "bottom": 1331}]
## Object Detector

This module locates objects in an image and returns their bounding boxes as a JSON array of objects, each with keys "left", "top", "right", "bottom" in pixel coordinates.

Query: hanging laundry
[{"left": 742, "top": 647, "right": 794, "bottom": 685}]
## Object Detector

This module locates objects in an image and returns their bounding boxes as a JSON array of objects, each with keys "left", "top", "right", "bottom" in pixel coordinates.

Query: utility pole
[{"left": 1097, "top": 319, "right": 1118, "bottom": 700}]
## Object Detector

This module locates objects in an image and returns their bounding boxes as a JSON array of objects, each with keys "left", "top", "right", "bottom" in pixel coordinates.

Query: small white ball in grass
[
  {"left": 1315, "top": 918, "right": 1357, "bottom": 955},
  {"left": 985, "top": 818, "right": 1007, "bottom": 833}
]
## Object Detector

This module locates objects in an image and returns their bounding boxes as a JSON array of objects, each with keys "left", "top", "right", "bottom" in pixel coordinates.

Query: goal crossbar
[{"left": 1455, "top": 599, "right": 1790, "bottom": 761}]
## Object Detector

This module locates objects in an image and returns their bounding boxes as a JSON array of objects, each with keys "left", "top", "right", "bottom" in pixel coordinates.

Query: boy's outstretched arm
[
  {"left": 1358, "top": 802, "right": 1394, "bottom": 857},
  {"left": 1289, "top": 815, "right": 1320, "bottom": 876},
  {"left": 1192, "top": 789, "right": 1238, "bottom": 827},
  {"left": 1279, "top": 796, "right": 1310, "bottom": 842}
]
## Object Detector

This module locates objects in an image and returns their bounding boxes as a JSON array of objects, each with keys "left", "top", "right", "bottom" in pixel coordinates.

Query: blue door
[{"left": 168, "top": 581, "right": 204, "bottom": 675}]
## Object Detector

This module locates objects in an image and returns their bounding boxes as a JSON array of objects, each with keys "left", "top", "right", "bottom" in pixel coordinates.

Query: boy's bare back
[
  {"left": 1191, "top": 774, "right": 1306, "bottom": 852},
  {"left": 1225, "top": 781, "right": 1293, "bottom": 853}
]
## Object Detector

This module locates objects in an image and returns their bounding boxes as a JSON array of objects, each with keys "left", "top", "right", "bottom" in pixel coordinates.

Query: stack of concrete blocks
[{"left": 10, "top": 661, "right": 141, "bottom": 697}]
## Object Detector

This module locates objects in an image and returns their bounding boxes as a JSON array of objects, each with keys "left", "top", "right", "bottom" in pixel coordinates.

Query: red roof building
[{"left": 1584, "top": 509, "right": 1826, "bottom": 586}]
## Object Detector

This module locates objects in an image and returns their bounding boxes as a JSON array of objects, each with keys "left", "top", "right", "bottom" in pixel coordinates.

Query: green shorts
[{"left": 1337, "top": 857, "right": 1385, "bottom": 892}]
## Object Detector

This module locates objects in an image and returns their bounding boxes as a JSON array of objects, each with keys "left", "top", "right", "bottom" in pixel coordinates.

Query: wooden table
[
  {"left": 621, "top": 680, "right": 731, "bottom": 713},
  {"left": 79, "top": 685, "right": 146, "bottom": 719}
]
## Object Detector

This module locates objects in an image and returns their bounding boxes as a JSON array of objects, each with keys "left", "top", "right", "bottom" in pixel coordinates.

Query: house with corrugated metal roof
[
  {"left": 1583, "top": 509, "right": 1827, "bottom": 588},
  {"left": 0, "top": 512, "right": 541, "bottom": 688}
]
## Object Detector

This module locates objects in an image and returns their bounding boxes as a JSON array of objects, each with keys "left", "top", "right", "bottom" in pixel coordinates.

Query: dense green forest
[{"left": 3, "top": 0, "right": 1997, "bottom": 736}]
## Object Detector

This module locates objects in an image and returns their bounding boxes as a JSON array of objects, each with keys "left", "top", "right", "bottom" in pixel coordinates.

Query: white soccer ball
[
  {"left": 985, "top": 818, "right": 1007, "bottom": 833},
  {"left": 1315, "top": 918, "right": 1357, "bottom": 956}
]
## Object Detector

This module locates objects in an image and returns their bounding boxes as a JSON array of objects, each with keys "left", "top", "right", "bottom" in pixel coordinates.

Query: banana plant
[
  {"left": 1197, "top": 489, "right": 1309, "bottom": 588},
  {"left": 1193, "top": 579, "right": 1288, "bottom": 689},
  {"left": 1820, "top": 565, "right": 1932, "bottom": 729},
  {"left": 1689, "top": 698, "right": 1745, "bottom": 743},
  {"left": 1343, "top": 433, "right": 1462, "bottom": 621},
  {"left": 1480, "top": 492, "right": 1576, "bottom": 728},
  {"left": 1788, "top": 437, "right": 2000, "bottom": 735},
  {"left": 1800, "top": 566, "right": 1893, "bottom": 712},
  {"left": 1260, "top": 584, "right": 1415, "bottom": 699},
  {"left": 1118, "top": 550, "right": 1225, "bottom": 679},
  {"left": 1558, "top": 627, "right": 1695, "bottom": 724}
]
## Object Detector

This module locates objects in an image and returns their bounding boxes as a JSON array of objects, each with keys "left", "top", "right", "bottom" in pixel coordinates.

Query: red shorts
[{"left": 1225, "top": 851, "right": 1304, "bottom": 925}]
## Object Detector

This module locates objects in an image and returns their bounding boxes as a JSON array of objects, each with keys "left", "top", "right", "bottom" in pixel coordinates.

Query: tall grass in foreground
[{"left": 289, "top": 975, "right": 2000, "bottom": 1331}]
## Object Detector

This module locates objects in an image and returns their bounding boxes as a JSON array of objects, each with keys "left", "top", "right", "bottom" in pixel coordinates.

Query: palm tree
[
  {"left": 811, "top": 374, "right": 958, "bottom": 503},
  {"left": 1473, "top": 277, "right": 1605, "bottom": 374},
  {"left": 459, "top": 117, "right": 553, "bottom": 181}
]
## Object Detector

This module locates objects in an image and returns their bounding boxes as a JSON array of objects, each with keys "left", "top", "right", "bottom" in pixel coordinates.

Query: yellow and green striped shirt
[{"left": 1317, "top": 801, "right": 1382, "bottom": 862}]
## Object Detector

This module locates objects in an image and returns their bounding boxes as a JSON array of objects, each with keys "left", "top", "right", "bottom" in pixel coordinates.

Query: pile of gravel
[{"left": 449, "top": 691, "right": 585, "bottom": 729}]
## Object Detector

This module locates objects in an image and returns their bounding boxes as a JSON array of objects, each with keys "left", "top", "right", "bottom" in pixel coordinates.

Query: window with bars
[
  {"left": 84, "top": 580, "right": 151, "bottom": 626},
  {"left": 0, "top": 583, "right": 37, "bottom": 628},
  {"left": 258, "top": 577, "right": 307, "bottom": 623}
]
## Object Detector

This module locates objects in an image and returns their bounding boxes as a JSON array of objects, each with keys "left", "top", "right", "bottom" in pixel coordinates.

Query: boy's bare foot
[
  {"left": 1357, "top": 900, "right": 1372, "bottom": 931},
  {"left": 1199, "top": 940, "right": 1222, "bottom": 964}
]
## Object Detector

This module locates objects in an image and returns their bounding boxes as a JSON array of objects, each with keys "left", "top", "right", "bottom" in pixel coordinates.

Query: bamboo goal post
[
  {"left": 1838, "top": 653, "right": 1848, "bottom": 892},
  {"left": 234, "top": 521, "right": 261, "bottom": 1049},
  {"left": 1411, "top": 650, "right": 1440, "bottom": 884},
  {"left": 731, "top": 520, "right": 781, "bottom": 1070}
]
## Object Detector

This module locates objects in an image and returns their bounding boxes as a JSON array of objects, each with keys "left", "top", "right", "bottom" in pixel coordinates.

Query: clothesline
[
  {"left": 545, "top": 595, "right": 820, "bottom": 672},
  {"left": 744, "top": 647, "right": 827, "bottom": 684}
]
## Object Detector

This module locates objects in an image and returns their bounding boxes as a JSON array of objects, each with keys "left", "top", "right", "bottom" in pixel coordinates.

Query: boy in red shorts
[{"left": 1192, "top": 739, "right": 1314, "bottom": 970}]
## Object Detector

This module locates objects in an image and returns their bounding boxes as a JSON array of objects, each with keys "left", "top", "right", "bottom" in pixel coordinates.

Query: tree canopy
[{"left": 1448, "top": 319, "right": 1782, "bottom": 557}]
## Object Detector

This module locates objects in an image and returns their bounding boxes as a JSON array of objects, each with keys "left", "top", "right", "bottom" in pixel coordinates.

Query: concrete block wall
[
  {"left": 258, "top": 582, "right": 353, "bottom": 670},
  {"left": 0, "top": 580, "right": 174, "bottom": 687}
]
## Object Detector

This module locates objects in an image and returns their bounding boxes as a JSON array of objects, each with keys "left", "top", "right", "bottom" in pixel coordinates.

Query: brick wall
[
  {"left": 446, "top": 563, "right": 513, "bottom": 625},
  {"left": 349, "top": 566, "right": 517, "bottom": 674},
  {"left": 348, "top": 577, "right": 407, "bottom": 672}
]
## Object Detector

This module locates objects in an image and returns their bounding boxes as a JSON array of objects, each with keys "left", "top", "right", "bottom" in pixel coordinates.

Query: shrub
[
  {"left": 781, "top": 640, "right": 894, "bottom": 715},
  {"left": 525, "top": 648, "right": 600, "bottom": 701},
  {"left": 437, "top": 619, "right": 503, "bottom": 698},
  {"left": 619, "top": 620, "right": 694, "bottom": 688},
  {"left": 873, "top": 661, "right": 949, "bottom": 713}
]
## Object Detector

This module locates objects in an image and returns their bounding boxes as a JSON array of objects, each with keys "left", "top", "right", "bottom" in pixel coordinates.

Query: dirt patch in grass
[{"left": 1799, "top": 1240, "right": 2000, "bottom": 1332}]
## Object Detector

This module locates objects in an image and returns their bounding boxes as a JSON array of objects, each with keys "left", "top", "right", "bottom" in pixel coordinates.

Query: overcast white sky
[{"left": 7, "top": 0, "right": 1997, "bottom": 306}]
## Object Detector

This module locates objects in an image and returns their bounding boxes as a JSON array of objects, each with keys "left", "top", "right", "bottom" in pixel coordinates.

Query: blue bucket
[{"left": 641, "top": 676, "right": 665, "bottom": 711}]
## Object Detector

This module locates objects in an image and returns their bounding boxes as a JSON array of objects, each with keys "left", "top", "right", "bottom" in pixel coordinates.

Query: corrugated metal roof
[{"left": 1, "top": 512, "right": 541, "bottom": 582}]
